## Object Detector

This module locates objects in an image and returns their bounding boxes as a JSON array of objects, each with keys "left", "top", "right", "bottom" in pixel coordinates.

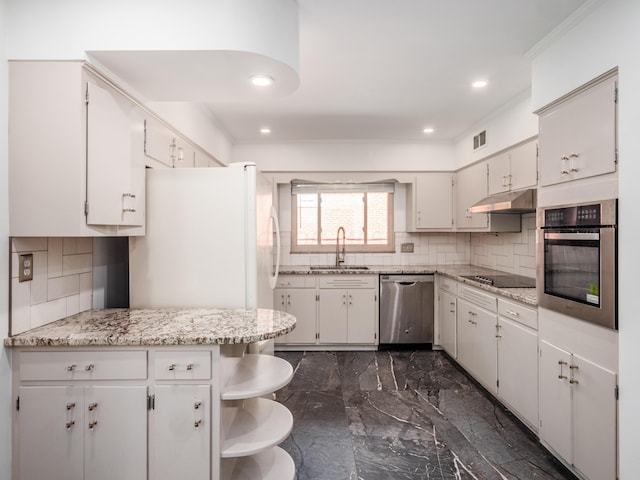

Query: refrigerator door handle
[{"left": 269, "top": 205, "right": 281, "bottom": 290}]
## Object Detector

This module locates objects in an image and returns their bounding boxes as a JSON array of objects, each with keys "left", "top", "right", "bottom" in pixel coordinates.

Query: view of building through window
[{"left": 294, "top": 191, "right": 392, "bottom": 251}]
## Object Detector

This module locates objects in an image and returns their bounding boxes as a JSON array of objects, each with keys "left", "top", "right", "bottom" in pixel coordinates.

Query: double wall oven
[{"left": 537, "top": 199, "right": 617, "bottom": 330}]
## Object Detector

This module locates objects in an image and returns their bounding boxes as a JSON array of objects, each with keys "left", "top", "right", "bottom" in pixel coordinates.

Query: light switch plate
[
  {"left": 401, "top": 243, "right": 414, "bottom": 253},
  {"left": 19, "top": 254, "right": 33, "bottom": 282}
]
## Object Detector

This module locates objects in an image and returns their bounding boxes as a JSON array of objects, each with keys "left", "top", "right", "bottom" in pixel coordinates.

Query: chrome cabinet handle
[
  {"left": 85, "top": 364, "right": 94, "bottom": 371},
  {"left": 194, "top": 419, "right": 202, "bottom": 428},
  {"left": 561, "top": 155, "right": 570, "bottom": 175},
  {"left": 66, "top": 421, "right": 75, "bottom": 430},
  {"left": 504, "top": 309, "right": 520, "bottom": 317},
  {"left": 186, "top": 363, "right": 194, "bottom": 371},
  {"left": 168, "top": 363, "right": 176, "bottom": 371},
  {"left": 558, "top": 360, "right": 568, "bottom": 380},
  {"left": 66, "top": 364, "right": 76, "bottom": 372},
  {"left": 66, "top": 402, "right": 76, "bottom": 410},
  {"left": 88, "top": 402, "right": 98, "bottom": 411},
  {"left": 88, "top": 421, "right": 98, "bottom": 430},
  {"left": 569, "top": 153, "right": 579, "bottom": 172},
  {"left": 495, "top": 323, "right": 502, "bottom": 338},
  {"left": 194, "top": 401, "right": 202, "bottom": 410}
]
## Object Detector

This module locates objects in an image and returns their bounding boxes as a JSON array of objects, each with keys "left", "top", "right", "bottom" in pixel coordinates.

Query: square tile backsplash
[{"left": 11, "top": 237, "right": 93, "bottom": 335}]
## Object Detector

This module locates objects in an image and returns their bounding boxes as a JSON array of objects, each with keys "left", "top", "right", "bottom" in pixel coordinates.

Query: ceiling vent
[{"left": 473, "top": 130, "right": 487, "bottom": 151}]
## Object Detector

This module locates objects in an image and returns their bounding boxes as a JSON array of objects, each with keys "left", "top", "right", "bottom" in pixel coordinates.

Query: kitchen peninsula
[{"left": 5, "top": 308, "right": 297, "bottom": 480}]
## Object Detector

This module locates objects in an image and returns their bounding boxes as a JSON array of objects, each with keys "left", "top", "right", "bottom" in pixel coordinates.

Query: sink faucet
[{"left": 336, "top": 226, "right": 346, "bottom": 267}]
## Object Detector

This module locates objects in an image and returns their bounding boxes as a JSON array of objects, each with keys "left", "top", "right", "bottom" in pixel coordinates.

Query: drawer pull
[
  {"left": 194, "top": 419, "right": 202, "bottom": 428},
  {"left": 66, "top": 402, "right": 76, "bottom": 410},
  {"left": 85, "top": 364, "right": 95, "bottom": 371},
  {"left": 88, "top": 402, "right": 98, "bottom": 411},
  {"left": 88, "top": 421, "right": 98, "bottom": 430},
  {"left": 186, "top": 363, "right": 194, "bottom": 371},
  {"left": 194, "top": 401, "right": 202, "bottom": 410},
  {"left": 504, "top": 309, "right": 520, "bottom": 317},
  {"left": 168, "top": 364, "right": 177, "bottom": 371},
  {"left": 66, "top": 421, "right": 75, "bottom": 430},
  {"left": 66, "top": 364, "right": 77, "bottom": 372}
]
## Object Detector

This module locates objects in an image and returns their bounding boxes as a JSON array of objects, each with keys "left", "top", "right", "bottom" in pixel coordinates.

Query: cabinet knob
[{"left": 88, "top": 421, "right": 98, "bottom": 430}]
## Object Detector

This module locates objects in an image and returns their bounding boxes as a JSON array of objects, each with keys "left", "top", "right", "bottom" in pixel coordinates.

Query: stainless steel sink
[{"left": 309, "top": 265, "right": 370, "bottom": 271}]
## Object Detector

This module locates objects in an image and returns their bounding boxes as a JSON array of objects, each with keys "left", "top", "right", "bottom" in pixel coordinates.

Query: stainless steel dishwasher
[{"left": 379, "top": 274, "right": 434, "bottom": 347}]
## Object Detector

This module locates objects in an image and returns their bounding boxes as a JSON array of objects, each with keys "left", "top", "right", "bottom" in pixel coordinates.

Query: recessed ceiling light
[
  {"left": 251, "top": 75, "right": 274, "bottom": 87},
  {"left": 423, "top": 127, "right": 435, "bottom": 134},
  {"left": 260, "top": 127, "right": 271, "bottom": 134},
  {"left": 472, "top": 80, "right": 488, "bottom": 88}
]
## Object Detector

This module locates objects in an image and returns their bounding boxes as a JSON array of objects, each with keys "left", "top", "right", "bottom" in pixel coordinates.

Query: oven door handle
[{"left": 544, "top": 232, "right": 600, "bottom": 241}]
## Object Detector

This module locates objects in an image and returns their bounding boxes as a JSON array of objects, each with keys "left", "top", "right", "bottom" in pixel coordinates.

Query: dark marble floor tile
[
  {"left": 275, "top": 350, "right": 577, "bottom": 480},
  {"left": 274, "top": 389, "right": 357, "bottom": 480}
]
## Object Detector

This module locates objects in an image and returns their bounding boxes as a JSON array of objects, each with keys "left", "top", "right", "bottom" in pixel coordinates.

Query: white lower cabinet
[
  {"left": 14, "top": 346, "right": 295, "bottom": 480},
  {"left": 153, "top": 385, "right": 211, "bottom": 480},
  {"left": 497, "top": 317, "right": 538, "bottom": 428},
  {"left": 457, "top": 297, "right": 498, "bottom": 395},
  {"left": 539, "top": 340, "right": 617, "bottom": 480},
  {"left": 274, "top": 275, "right": 317, "bottom": 345},
  {"left": 318, "top": 276, "right": 377, "bottom": 345},
  {"left": 438, "top": 289, "right": 457, "bottom": 357},
  {"left": 18, "top": 385, "right": 147, "bottom": 480}
]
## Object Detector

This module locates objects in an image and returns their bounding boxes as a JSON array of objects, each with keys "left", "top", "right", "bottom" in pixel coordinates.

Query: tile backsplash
[{"left": 11, "top": 237, "right": 93, "bottom": 335}]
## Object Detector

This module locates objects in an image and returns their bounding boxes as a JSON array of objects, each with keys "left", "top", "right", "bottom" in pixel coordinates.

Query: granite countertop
[
  {"left": 4, "top": 308, "right": 296, "bottom": 347},
  {"left": 279, "top": 264, "right": 537, "bottom": 306}
]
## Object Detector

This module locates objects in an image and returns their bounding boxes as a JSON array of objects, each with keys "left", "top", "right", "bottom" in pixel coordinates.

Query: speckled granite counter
[
  {"left": 4, "top": 307, "right": 297, "bottom": 347},
  {"left": 279, "top": 264, "right": 537, "bottom": 306}
]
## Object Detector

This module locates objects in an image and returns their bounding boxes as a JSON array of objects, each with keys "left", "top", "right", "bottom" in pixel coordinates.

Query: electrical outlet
[
  {"left": 401, "top": 243, "right": 414, "bottom": 253},
  {"left": 19, "top": 254, "right": 33, "bottom": 282}
]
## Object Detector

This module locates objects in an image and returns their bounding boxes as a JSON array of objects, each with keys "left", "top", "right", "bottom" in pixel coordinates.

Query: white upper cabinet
[
  {"left": 488, "top": 139, "right": 538, "bottom": 195},
  {"left": 406, "top": 173, "right": 454, "bottom": 231},
  {"left": 456, "top": 161, "right": 489, "bottom": 229},
  {"left": 86, "top": 81, "right": 145, "bottom": 227},
  {"left": 9, "top": 61, "right": 145, "bottom": 236},
  {"left": 538, "top": 73, "right": 617, "bottom": 187}
]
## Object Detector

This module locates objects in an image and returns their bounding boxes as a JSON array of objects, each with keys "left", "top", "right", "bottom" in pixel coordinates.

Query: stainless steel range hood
[{"left": 469, "top": 189, "right": 537, "bottom": 214}]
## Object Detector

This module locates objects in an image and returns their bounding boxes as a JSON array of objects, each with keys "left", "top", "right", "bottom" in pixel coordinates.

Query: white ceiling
[{"left": 95, "top": 0, "right": 590, "bottom": 144}]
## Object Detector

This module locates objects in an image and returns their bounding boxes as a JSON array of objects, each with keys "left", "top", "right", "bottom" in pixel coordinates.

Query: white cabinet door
[
  {"left": 538, "top": 75, "right": 617, "bottom": 186},
  {"left": 154, "top": 385, "right": 211, "bottom": 480},
  {"left": 318, "top": 290, "right": 348, "bottom": 343},
  {"left": 456, "top": 298, "right": 497, "bottom": 394},
  {"left": 86, "top": 81, "right": 144, "bottom": 227},
  {"left": 18, "top": 386, "right": 84, "bottom": 480},
  {"left": 497, "top": 318, "right": 538, "bottom": 427},
  {"left": 144, "top": 116, "right": 176, "bottom": 167},
  {"left": 572, "top": 354, "right": 617, "bottom": 480},
  {"left": 439, "top": 290, "right": 457, "bottom": 357},
  {"left": 508, "top": 140, "right": 538, "bottom": 191},
  {"left": 539, "top": 340, "right": 573, "bottom": 463},
  {"left": 347, "top": 290, "right": 377, "bottom": 344},
  {"left": 84, "top": 386, "right": 148, "bottom": 480},
  {"left": 411, "top": 173, "right": 454, "bottom": 230},
  {"left": 285, "top": 289, "right": 318, "bottom": 344},
  {"left": 488, "top": 152, "right": 510, "bottom": 195},
  {"left": 456, "top": 161, "right": 489, "bottom": 230}
]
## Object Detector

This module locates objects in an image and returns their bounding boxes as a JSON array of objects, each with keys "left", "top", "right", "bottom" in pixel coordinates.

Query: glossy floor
[{"left": 274, "top": 350, "right": 577, "bottom": 480}]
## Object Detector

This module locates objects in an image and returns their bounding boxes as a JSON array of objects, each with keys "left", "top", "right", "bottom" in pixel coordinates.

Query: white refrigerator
[{"left": 129, "top": 162, "right": 280, "bottom": 311}]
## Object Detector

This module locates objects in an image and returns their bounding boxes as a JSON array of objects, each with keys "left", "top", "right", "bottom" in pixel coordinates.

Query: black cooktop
[{"left": 460, "top": 274, "right": 536, "bottom": 289}]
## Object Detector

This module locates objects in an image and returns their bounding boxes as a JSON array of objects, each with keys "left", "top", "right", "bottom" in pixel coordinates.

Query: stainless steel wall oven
[{"left": 537, "top": 199, "right": 617, "bottom": 329}]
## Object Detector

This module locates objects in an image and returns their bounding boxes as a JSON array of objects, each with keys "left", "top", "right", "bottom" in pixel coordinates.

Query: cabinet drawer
[
  {"left": 19, "top": 350, "right": 147, "bottom": 381},
  {"left": 498, "top": 299, "right": 537, "bottom": 330},
  {"left": 276, "top": 276, "right": 316, "bottom": 288},
  {"left": 458, "top": 285, "right": 497, "bottom": 312},
  {"left": 439, "top": 277, "right": 458, "bottom": 295},
  {"left": 319, "top": 276, "right": 377, "bottom": 289},
  {"left": 154, "top": 351, "right": 212, "bottom": 380}
]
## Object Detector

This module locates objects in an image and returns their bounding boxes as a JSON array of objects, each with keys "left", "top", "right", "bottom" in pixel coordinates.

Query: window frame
[{"left": 290, "top": 187, "right": 395, "bottom": 254}]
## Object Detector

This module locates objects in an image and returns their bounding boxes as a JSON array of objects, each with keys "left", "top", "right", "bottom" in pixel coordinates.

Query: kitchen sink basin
[{"left": 309, "top": 265, "right": 370, "bottom": 271}]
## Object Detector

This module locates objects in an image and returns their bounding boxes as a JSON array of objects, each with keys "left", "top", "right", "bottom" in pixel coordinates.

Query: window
[{"left": 291, "top": 182, "right": 394, "bottom": 253}]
